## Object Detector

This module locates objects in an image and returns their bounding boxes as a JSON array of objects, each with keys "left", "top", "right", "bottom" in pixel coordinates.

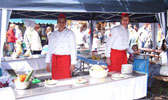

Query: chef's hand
[
  {"left": 106, "top": 57, "right": 111, "bottom": 65},
  {"left": 70, "top": 64, "right": 75, "bottom": 72},
  {"left": 46, "top": 63, "right": 50, "bottom": 72}
]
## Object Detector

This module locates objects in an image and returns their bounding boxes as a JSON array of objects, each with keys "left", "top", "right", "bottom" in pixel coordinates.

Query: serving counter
[
  {"left": 1, "top": 55, "right": 46, "bottom": 71},
  {"left": 2, "top": 54, "right": 106, "bottom": 72},
  {"left": 13, "top": 72, "right": 147, "bottom": 100}
]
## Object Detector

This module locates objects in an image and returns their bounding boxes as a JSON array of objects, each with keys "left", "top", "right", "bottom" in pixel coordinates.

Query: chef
[
  {"left": 106, "top": 13, "right": 138, "bottom": 72},
  {"left": 45, "top": 13, "right": 76, "bottom": 80}
]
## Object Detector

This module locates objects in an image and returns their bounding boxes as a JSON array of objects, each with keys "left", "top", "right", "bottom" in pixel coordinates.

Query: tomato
[{"left": 19, "top": 74, "right": 27, "bottom": 82}]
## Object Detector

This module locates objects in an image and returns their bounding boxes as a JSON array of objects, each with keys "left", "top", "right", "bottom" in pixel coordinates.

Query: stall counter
[
  {"left": 1, "top": 55, "right": 46, "bottom": 71},
  {"left": 13, "top": 72, "right": 147, "bottom": 100}
]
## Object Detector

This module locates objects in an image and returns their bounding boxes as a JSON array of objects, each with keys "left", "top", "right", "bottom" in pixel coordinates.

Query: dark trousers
[
  {"left": 32, "top": 50, "right": 41, "bottom": 54},
  {"left": 148, "top": 64, "right": 161, "bottom": 88}
]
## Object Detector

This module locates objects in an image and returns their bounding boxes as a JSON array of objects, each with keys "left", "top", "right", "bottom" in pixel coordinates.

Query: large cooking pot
[
  {"left": 133, "top": 54, "right": 150, "bottom": 75},
  {"left": 133, "top": 54, "right": 150, "bottom": 59}
]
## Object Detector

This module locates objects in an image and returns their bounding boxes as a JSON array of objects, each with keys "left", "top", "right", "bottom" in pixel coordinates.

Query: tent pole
[
  {"left": 151, "top": 23, "right": 158, "bottom": 51},
  {"left": 0, "top": 9, "right": 8, "bottom": 66},
  {"left": 157, "top": 12, "right": 167, "bottom": 40},
  {"left": 89, "top": 20, "right": 93, "bottom": 50},
  {"left": 0, "top": 9, "right": 2, "bottom": 68},
  {"left": 165, "top": 11, "right": 167, "bottom": 37}
]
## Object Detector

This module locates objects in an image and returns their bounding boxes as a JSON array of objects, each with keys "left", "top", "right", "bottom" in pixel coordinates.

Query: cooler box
[{"left": 133, "top": 55, "right": 150, "bottom": 76}]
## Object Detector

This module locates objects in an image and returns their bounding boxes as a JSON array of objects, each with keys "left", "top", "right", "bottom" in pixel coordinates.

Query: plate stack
[{"left": 121, "top": 64, "right": 133, "bottom": 74}]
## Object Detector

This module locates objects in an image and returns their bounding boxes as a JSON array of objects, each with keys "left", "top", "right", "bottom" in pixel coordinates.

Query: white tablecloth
[
  {"left": 1, "top": 56, "right": 46, "bottom": 71},
  {"left": 16, "top": 74, "right": 147, "bottom": 100},
  {"left": 0, "top": 87, "right": 15, "bottom": 100}
]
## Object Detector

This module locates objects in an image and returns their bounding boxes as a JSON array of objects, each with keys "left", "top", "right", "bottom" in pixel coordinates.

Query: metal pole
[
  {"left": 89, "top": 20, "right": 93, "bottom": 50},
  {"left": 0, "top": 9, "right": 8, "bottom": 66},
  {"left": 151, "top": 23, "right": 158, "bottom": 51},
  {"left": 165, "top": 11, "right": 167, "bottom": 37}
]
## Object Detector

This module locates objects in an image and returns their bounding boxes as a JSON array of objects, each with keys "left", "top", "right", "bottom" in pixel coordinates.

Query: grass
[{"left": 150, "top": 79, "right": 168, "bottom": 100}]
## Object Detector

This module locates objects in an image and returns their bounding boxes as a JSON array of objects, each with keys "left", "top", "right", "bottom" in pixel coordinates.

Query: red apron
[
  {"left": 51, "top": 54, "right": 71, "bottom": 80},
  {"left": 108, "top": 49, "right": 127, "bottom": 72}
]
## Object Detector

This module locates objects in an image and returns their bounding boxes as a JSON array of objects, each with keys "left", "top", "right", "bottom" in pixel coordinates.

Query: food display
[
  {"left": 111, "top": 73, "right": 125, "bottom": 80},
  {"left": 112, "top": 73, "right": 125, "bottom": 78},
  {"left": 14, "top": 70, "right": 34, "bottom": 89},
  {"left": 44, "top": 80, "right": 58, "bottom": 85},
  {"left": 24, "top": 70, "right": 34, "bottom": 82},
  {"left": 91, "top": 55, "right": 101, "bottom": 60},
  {"left": 14, "top": 75, "right": 31, "bottom": 90},
  {"left": 44, "top": 79, "right": 58, "bottom": 87},
  {"left": 75, "top": 77, "right": 88, "bottom": 84},
  {"left": 19, "top": 74, "right": 27, "bottom": 82},
  {"left": 14, "top": 71, "right": 34, "bottom": 83},
  {"left": 89, "top": 65, "right": 108, "bottom": 78},
  {"left": 14, "top": 81, "right": 31, "bottom": 90}
]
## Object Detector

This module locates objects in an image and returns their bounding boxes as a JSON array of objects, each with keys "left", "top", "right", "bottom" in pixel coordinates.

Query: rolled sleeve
[
  {"left": 69, "top": 31, "right": 77, "bottom": 64},
  {"left": 106, "top": 37, "right": 112, "bottom": 57},
  {"left": 45, "top": 36, "right": 52, "bottom": 63},
  {"left": 127, "top": 47, "right": 134, "bottom": 54},
  {"left": 45, "top": 51, "right": 52, "bottom": 63},
  {"left": 105, "top": 28, "right": 116, "bottom": 57}
]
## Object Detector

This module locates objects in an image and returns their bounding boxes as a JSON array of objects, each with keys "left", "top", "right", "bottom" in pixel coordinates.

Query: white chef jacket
[
  {"left": 106, "top": 25, "right": 133, "bottom": 57},
  {"left": 45, "top": 28, "right": 77, "bottom": 64},
  {"left": 160, "top": 51, "right": 168, "bottom": 66},
  {"left": 15, "top": 29, "right": 23, "bottom": 42},
  {"left": 47, "top": 31, "right": 52, "bottom": 39},
  {"left": 30, "top": 30, "right": 42, "bottom": 51},
  {"left": 76, "top": 31, "right": 86, "bottom": 45},
  {"left": 24, "top": 27, "right": 33, "bottom": 49}
]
